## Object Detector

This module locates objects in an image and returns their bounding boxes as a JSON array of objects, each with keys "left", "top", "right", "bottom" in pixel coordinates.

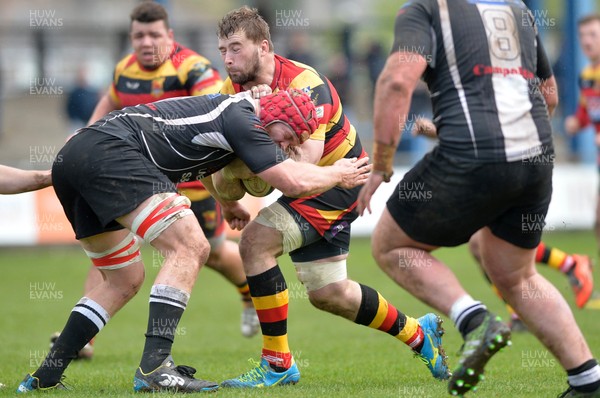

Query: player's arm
[
  {"left": 412, "top": 117, "right": 437, "bottom": 139},
  {"left": 534, "top": 27, "right": 558, "bottom": 118},
  {"left": 372, "top": 52, "right": 427, "bottom": 177},
  {"left": 358, "top": 2, "right": 431, "bottom": 215},
  {"left": 87, "top": 92, "right": 118, "bottom": 125},
  {"left": 256, "top": 157, "right": 370, "bottom": 198},
  {"left": 566, "top": 100, "right": 589, "bottom": 135},
  {"left": 0, "top": 165, "right": 51, "bottom": 194},
  {"left": 539, "top": 76, "right": 558, "bottom": 117},
  {"left": 290, "top": 139, "right": 323, "bottom": 164},
  {"left": 88, "top": 65, "right": 123, "bottom": 125}
]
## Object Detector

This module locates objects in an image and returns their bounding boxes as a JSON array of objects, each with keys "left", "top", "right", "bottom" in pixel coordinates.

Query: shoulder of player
[
  {"left": 171, "top": 44, "right": 213, "bottom": 70},
  {"left": 580, "top": 64, "right": 600, "bottom": 79},
  {"left": 275, "top": 54, "right": 326, "bottom": 93},
  {"left": 276, "top": 54, "right": 321, "bottom": 80},
  {"left": 113, "top": 53, "right": 138, "bottom": 79},
  {"left": 219, "top": 78, "right": 238, "bottom": 94}
]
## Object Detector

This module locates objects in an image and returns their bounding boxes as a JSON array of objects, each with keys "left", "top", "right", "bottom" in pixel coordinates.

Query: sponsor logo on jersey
[
  {"left": 126, "top": 81, "right": 140, "bottom": 90},
  {"left": 472, "top": 64, "right": 534, "bottom": 79},
  {"left": 316, "top": 105, "right": 325, "bottom": 119}
]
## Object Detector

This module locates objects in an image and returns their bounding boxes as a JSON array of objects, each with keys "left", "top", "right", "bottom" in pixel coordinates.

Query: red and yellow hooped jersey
[
  {"left": 220, "top": 54, "right": 364, "bottom": 166},
  {"left": 109, "top": 42, "right": 223, "bottom": 193},
  {"left": 221, "top": 54, "right": 365, "bottom": 242},
  {"left": 575, "top": 64, "right": 600, "bottom": 134},
  {"left": 109, "top": 42, "right": 223, "bottom": 108}
]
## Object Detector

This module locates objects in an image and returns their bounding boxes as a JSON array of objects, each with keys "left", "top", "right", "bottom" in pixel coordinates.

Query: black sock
[
  {"left": 458, "top": 308, "right": 487, "bottom": 339},
  {"left": 139, "top": 285, "right": 188, "bottom": 373},
  {"left": 33, "top": 298, "right": 107, "bottom": 387},
  {"left": 568, "top": 359, "right": 600, "bottom": 393}
]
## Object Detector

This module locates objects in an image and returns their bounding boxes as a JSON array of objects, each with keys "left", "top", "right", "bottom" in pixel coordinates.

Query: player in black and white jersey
[
  {"left": 17, "top": 89, "right": 370, "bottom": 394},
  {"left": 358, "top": 1, "right": 600, "bottom": 397}
]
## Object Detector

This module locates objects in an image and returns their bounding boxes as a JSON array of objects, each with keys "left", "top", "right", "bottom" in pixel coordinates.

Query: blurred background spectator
[
  {"left": 0, "top": 0, "right": 596, "bottom": 169},
  {"left": 64, "top": 65, "right": 99, "bottom": 132}
]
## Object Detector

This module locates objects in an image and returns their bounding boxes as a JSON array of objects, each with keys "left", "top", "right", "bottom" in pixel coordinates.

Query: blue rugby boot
[
  {"left": 221, "top": 358, "right": 300, "bottom": 388},
  {"left": 17, "top": 374, "right": 68, "bottom": 393},
  {"left": 414, "top": 313, "right": 451, "bottom": 380}
]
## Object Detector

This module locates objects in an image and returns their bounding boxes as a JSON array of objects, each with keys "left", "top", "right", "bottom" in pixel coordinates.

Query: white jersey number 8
[{"left": 481, "top": 9, "right": 520, "bottom": 61}]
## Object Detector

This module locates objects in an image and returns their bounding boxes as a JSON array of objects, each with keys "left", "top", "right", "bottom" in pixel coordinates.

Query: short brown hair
[
  {"left": 130, "top": 1, "right": 169, "bottom": 29},
  {"left": 217, "top": 6, "right": 274, "bottom": 52},
  {"left": 578, "top": 13, "right": 600, "bottom": 27}
]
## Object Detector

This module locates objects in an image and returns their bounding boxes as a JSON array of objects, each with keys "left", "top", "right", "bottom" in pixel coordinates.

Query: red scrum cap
[{"left": 259, "top": 89, "right": 318, "bottom": 143}]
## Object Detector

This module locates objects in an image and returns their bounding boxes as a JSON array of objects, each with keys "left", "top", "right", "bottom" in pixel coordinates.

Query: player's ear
[
  {"left": 168, "top": 29, "right": 174, "bottom": 41},
  {"left": 260, "top": 39, "right": 270, "bottom": 54}
]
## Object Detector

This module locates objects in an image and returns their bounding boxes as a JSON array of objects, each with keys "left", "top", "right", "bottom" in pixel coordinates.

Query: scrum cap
[{"left": 259, "top": 89, "right": 318, "bottom": 143}]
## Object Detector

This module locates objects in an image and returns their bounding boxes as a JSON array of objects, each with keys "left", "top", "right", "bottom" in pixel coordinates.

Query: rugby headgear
[{"left": 259, "top": 89, "right": 318, "bottom": 143}]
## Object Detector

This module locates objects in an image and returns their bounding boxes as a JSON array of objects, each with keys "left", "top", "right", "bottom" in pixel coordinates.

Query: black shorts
[
  {"left": 277, "top": 148, "right": 368, "bottom": 262},
  {"left": 277, "top": 199, "right": 351, "bottom": 263},
  {"left": 386, "top": 148, "right": 553, "bottom": 249},
  {"left": 52, "top": 131, "right": 177, "bottom": 239}
]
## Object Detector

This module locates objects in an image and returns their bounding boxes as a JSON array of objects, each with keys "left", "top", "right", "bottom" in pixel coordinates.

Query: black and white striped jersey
[
  {"left": 86, "top": 92, "right": 283, "bottom": 184},
  {"left": 393, "top": 0, "right": 554, "bottom": 162}
]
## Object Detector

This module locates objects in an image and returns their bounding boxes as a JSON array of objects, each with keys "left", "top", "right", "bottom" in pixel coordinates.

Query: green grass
[{"left": 0, "top": 231, "right": 598, "bottom": 397}]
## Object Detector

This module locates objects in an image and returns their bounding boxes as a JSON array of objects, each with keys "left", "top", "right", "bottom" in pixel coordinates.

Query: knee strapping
[
  {"left": 84, "top": 232, "right": 141, "bottom": 270},
  {"left": 132, "top": 193, "right": 192, "bottom": 242},
  {"left": 294, "top": 259, "right": 347, "bottom": 291},
  {"left": 254, "top": 202, "right": 303, "bottom": 254}
]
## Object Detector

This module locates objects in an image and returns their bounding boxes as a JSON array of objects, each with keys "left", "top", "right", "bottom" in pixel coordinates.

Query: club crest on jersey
[
  {"left": 151, "top": 77, "right": 165, "bottom": 97},
  {"left": 202, "top": 210, "right": 217, "bottom": 230}
]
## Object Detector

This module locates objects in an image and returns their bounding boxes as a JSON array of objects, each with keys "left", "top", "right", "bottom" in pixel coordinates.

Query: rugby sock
[
  {"left": 237, "top": 281, "right": 252, "bottom": 304},
  {"left": 33, "top": 297, "right": 108, "bottom": 387},
  {"left": 536, "top": 242, "right": 575, "bottom": 273},
  {"left": 567, "top": 359, "right": 600, "bottom": 393},
  {"left": 355, "top": 284, "right": 424, "bottom": 351},
  {"left": 248, "top": 265, "right": 291, "bottom": 372},
  {"left": 449, "top": 295, "right": 488, "bottom": 339},
  {"left": 139, "top": 285, "right": 189, "bottom": 373}
]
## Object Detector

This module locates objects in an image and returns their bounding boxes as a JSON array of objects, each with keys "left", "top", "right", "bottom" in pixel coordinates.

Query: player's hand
[
  {"left": 334, "top": 157, "right": 371, "bottom": 189},
  {"left": 564, "top": 116, "right": 580, "bottom": 135},
  {"left": 222, "top": 201, "right": 250, "bottom": 230},
  {"left": 356, "top": 172, "right": 386, "bottom": 216},
  {"left": 412, "top": 117, "right": 437, "bottom": 138},
  {"left": 250, "top": 84, "right": 272, "bottom": 99}
]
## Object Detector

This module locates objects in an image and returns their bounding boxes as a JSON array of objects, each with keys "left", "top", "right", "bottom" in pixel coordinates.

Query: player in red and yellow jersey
[
  {"left": 564, "top": 13, "right": 600, "bottom": 311},
  {"left": 74, "top": 3, "right": 259, "bottom": 357},
  {"left": 216, "top": 6, "right": 449, "bottom": 389}
]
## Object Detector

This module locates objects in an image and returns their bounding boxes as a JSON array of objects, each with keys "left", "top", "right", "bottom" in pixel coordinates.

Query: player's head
[
  {"left": 578, "top": 14, "right": 600, "bottom": 62},
  {"left": 130, "top": 1, "right": 174, "bottom": 69},
  {"left": 217, "top": 6, "right": 274, "bottom": 86},
  {"left": 259, "top": 89, "right": 318, "bottom": 147}
]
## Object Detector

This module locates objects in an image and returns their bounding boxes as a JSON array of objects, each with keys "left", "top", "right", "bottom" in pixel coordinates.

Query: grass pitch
[{"left": 0, "top": 231, "right": 598, "bottom": 397}]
